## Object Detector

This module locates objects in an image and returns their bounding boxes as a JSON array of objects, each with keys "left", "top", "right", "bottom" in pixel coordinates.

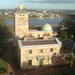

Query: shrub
[{"left": 0, "top": 59, "right": 7, "bottom": 73}]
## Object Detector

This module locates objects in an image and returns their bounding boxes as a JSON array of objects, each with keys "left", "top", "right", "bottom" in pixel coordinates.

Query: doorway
[
  {"left": 39, "top": 59, "right": 43, "bottom": 66},
  {"left": 28, "top": 60, "right": 32, "bottom": 65}
]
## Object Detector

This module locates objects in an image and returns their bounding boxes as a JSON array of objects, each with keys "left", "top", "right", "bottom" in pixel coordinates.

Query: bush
[
  {"left": 0, "top": 68, "right": 7, "bottom": 73},
  {"left": 0, "top": 59, "right": 7, "bottom": 73},
  {"left": 56, "top": 70, "right": 75, "bottom": 75}
]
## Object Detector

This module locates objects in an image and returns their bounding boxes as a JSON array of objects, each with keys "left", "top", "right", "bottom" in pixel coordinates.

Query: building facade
[{"left": 18, "top": 38, "right": 61, "bottom": 69}]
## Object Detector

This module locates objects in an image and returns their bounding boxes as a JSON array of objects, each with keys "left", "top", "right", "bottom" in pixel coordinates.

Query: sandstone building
[{"left": 15, "top": 5, "right": 62, "bottom": 69}]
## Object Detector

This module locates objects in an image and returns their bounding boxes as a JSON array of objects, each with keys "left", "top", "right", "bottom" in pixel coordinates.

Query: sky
[
  {"left": 26, "top": 0, "right": 75, "bottom": 3},
  {"left": 0, "top": 0, "right": 75, "bottom": 10}
]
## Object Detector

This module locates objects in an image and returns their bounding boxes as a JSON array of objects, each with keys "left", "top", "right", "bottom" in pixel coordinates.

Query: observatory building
[{"left": 15, "top": 4, "right": 62, "bottom": 69}]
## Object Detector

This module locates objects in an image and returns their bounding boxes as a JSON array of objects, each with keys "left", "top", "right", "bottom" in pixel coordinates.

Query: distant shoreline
[{"left": 29, "top": 17, "right": 61, "bottom": 20}]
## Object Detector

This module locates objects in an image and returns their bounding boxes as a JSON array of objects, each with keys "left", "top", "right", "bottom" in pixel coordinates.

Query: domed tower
[{"left": 14, "top": 4, "right": 29, "bottom": 38}]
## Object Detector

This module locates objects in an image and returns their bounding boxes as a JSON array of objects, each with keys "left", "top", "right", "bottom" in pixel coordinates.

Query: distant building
[{"left": 14, "top": 5, "right": 62, "bottom": 69}]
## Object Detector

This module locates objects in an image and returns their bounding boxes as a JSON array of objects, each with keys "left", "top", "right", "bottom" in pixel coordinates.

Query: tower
[{"left": 15, "top": 3, "right": 29, "bottom": 38}]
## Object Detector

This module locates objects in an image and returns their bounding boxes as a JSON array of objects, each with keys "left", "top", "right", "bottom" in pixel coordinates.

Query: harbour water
[
  {"left": 7, "top": 18, "right": 63, "bottom": 26},
  {"left": 29, "top": 18, "right": 63, "bottom": 26}
]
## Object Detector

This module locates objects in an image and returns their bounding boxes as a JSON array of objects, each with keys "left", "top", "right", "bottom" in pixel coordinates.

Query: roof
[
  {"left": 18, "top": 38, "right": 62, "bottom": 48},
  {"left": 21, "top": 39, "right": 57, "bottom": 46}
]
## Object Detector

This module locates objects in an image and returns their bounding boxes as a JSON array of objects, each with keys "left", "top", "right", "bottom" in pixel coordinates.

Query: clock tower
[{"left": 15, "top": 5, "right": 29, "bottom": 38}]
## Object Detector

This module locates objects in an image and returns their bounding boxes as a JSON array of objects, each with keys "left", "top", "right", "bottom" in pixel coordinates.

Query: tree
[
  {"left": 0, "top": 24, "right": 13, "bottom": 41},
  {"left": 0, "top": 24, "right": 13, "bottom": 56},
  {"left": 0, "top": 15, "right": 7, "bottom": 25},
  {"left": 57, "top": 29, "right": 69, "bottom": 40},
  {"left": 64, "top": 53, "right": 75, "bottom": 68},
  {"left": 59, "top": 14, "right": 75, "bottom": 41}
]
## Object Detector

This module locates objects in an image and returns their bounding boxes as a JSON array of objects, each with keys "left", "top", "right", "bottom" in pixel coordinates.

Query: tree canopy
[
  {"left": 0, "top": 24, "right": 13, "bottom": 41},
  {"left": 58, "top": 14, "right": 75, "bottom": 41},
  {"left": 64, "top": 53, "right": 75, "bottom": 68}
]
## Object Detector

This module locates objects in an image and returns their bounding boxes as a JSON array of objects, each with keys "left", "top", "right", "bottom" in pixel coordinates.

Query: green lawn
[{"left": 0, "top": 59, "right": 8, "bottom": 73}]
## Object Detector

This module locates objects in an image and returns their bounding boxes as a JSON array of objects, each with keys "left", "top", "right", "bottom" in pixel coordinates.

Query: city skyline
[{"left": 0, "top": 0, "right": 75, "bottom": 10}]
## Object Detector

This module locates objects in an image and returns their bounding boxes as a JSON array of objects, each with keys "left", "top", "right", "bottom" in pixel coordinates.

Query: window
[
  {"left": 20, "top": 14, "right": 22, "bottom": 16},
  {"left": 40, "top": 49, "right": 43, "bottom": 53},
  {"left": 29, "top": 50, "right": 32, "bottom": 54},
  {"left": 53, "top": 53, "right": 56, "bottom": 56},
  {"left": 28, "top": 60, "right": 32, "bottom": 65},
  {"left": 50, "top": 48, "right": 53, "bottom": 52}
]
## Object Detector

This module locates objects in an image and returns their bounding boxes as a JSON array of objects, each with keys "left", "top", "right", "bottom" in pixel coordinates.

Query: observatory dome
[{"left": 42, "top": 24, "right": 53, "bottom": 32}]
